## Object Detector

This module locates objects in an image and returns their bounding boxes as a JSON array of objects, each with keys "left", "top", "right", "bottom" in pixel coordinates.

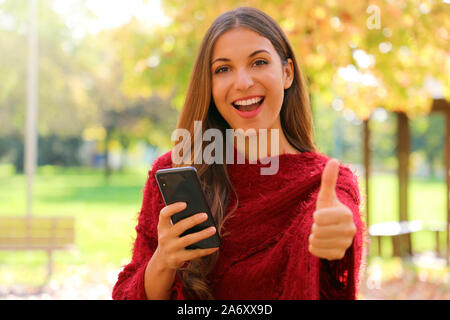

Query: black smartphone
[{"left": 155, "top": 166, "right": 221, "bottom": 250}]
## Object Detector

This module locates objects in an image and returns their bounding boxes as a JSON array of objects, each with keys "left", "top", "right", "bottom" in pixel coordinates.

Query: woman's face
[{"left": 211, "top": 27, "right": 294, "bottom": 133}]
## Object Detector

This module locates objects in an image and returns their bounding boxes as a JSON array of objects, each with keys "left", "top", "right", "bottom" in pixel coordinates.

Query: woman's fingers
[
  {"left": 171, "top": 212, "right": 208, "bottom": 237},
  {"left": 309, "top": 233, "right": 352, "bottom": 250},
  {"left": 156, "top": 202, "right": 219, "bottom": 269},
  {"left": 309, "top": 207, "right": 356, "bottom": 261},
  {"left": 176, "top": 226, "right": 217, "bottom": 249},
  {"left": 179, "top": 247, "right": 219, "bottom": 262},
  {"left": 311, "top": 222, "right": 356, "bottom": 239},
  {"left": 308, "top": 245, "right": 345, "bottom": 261},
  {"left": 158, "top": 202, "right": 187, "bottom": 231},
  {"left": 313, "top": 207, "right": 353, "bottom": 226}
]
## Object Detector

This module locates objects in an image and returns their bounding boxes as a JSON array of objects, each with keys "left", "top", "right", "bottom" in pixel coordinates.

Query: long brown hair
[{"left": 172, "top": 6, "right": 316, "bottom": 299}]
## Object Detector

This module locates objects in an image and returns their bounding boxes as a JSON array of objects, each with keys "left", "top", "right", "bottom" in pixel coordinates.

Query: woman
[{"left": 113, "top": 6, "right": 365, "bottom": 300}]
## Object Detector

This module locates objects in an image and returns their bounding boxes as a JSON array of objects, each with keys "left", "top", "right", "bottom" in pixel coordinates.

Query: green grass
[
  {"left": 0, "top": 167, "right": 149, "bottom": 285},
  {"left": 0, "top": 167, "right": 447, "bottom": 286},
  {"left": 364, "top": 173, "right": 447, "bottom": 256},
  {"left": 366, "top": 174, "right": 447, "bottom": 224}
]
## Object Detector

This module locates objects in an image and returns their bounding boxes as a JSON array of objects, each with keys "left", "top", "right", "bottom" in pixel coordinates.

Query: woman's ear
[{"left": 283, "top": 58, "right": 294, "bottom": 90}]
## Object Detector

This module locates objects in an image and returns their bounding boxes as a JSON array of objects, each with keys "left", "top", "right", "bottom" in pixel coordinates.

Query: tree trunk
[
  {"left": 397, "top": 112, "right": 411, "bottom": 257},
  {"left": 118, "top": 135, "right": 130, "bottom": 172},
  {"left": 104, "top": 128, "right": 112, "bottom": 180}
]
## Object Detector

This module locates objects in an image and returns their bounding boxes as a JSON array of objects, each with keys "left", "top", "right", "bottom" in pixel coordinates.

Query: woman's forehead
[{"left": 211, "top": 28, "right": 275, "bottom": 63}]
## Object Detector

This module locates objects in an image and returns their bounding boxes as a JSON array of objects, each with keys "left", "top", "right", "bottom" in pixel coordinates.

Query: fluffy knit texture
[{"left": 112, "top": 148, "right": 366, "bottom": 300}]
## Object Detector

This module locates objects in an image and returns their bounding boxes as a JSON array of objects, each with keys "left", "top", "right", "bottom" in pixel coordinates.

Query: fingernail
[
  {"left": 208, "top": 227, "right": 216, "bottom": 234},
  {"left": 198, "top": 213, "right": 208, "bottom": 220}
]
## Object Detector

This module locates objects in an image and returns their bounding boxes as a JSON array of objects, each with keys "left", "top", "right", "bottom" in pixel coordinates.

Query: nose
[{"left": 234, "top": 68, "right": 254, "bottom": 91}]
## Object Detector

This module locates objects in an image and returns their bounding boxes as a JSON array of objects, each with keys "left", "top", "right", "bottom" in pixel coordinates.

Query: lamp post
[{"left": 25, "top": 0, "right": 38, "bottom": 218}]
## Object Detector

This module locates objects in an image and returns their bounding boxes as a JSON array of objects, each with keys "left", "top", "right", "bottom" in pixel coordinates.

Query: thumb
[{"left": 316, "top": 158, "right": 339, "bottom": 210}]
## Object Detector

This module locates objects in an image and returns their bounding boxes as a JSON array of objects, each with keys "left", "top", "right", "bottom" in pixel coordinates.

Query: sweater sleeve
[
  {"left": 112, "top": 160, "right": 187, "bottom": 300},
  {"left": 319, "top": 166, "right": 366, "bottom": 300}
]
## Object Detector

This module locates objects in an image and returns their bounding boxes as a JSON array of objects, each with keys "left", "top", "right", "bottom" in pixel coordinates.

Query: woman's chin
[{"left": 231, "top": 124, "right": 265, "bottom": 136}]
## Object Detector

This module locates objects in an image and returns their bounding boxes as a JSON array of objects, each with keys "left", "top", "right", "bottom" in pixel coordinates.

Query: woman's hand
[
  {"left": 308, "top": 159, "right": 357, "bottom": 261},
  {"left": 154, "top": 202, "right": 219, "bottom": 270}
]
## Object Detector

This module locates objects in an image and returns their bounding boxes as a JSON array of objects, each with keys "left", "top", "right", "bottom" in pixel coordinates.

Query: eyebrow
[{"left": 211, "top": 49, "right": 271, "bottom": 66}]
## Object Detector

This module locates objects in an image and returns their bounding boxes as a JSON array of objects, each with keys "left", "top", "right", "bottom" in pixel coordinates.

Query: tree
[
  {"left": 0, "top": 0, "right": 179, "bottom": 172},
  {"left": 113, "top": 0, "right": 449, "bottom": 120},
  {"left": 0, "top": 0, "right": 96, "bottom": 138},
  {"left": 79, "top": 31, "right": 179, "bottom": 177}
]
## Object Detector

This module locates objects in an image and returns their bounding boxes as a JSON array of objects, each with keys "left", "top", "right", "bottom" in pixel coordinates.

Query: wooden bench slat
[
  {"left": 0, "top": 228, "right": 74, "bottom": 235},
  {"left": 0, "top": 216, "right": 75, "bottom": 250},
  {"left": 0, "top": 236, "right": 74, "bottom": 243},
  {"left": 369, "top": 220, "right": 423, "bottom": 236},
  {"left": 0, "top": 244, "right": 75, "bottom": 250}
]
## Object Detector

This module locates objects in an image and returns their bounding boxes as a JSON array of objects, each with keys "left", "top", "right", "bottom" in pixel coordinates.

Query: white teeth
[{"left": 234, "top": 97, "right": 263, "bottom": 106}]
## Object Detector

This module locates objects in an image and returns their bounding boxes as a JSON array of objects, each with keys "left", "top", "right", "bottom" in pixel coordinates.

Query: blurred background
[{"left": 0, "top": 0, "right": 449, "bottom": 299}]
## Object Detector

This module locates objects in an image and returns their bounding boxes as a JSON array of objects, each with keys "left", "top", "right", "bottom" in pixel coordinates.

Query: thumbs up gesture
[{"left": 308, "top": 159, "right": 357, "bottom": 261}]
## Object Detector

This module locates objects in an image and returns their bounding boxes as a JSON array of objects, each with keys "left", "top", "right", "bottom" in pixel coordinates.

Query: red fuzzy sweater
[{"left": 112, "top": 149, "right": 365, "bottom": 300}]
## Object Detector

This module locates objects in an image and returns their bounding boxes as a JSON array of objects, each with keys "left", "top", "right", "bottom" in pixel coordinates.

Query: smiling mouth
[{"left": 232, "top": 97, "right": 265, "bottom": 112}]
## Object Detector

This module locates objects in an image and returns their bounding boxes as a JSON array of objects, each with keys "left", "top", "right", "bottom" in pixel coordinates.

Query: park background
[{"left": 0, "top": 0, "right": 449, "bottom": 299}]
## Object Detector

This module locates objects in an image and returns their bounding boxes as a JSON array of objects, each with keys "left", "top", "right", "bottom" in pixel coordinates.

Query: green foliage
[
  {"left": 0, "top": 134, "right": 84, "bottom": 172},
  {"left": 38, "top": 135, "right": 83, "bottom": 167},
  {"left": 370, "top": 111, "right": 398, "bottom": 172},
  {"left": 410, "top": 114, "right": 445, "bottom": 178}
]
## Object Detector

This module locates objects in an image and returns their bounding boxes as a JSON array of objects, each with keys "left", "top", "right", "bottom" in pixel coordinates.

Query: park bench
[
  {"left": 369, "top": 220, "right": 446, "bottom": 257},
  {"left": 0, "top": 216, "right": 75, "bottom": 282}
]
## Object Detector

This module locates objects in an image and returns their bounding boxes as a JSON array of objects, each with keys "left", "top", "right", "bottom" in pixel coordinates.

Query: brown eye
[
  {"left": 254, "top": 59, "right": 268, "bottom": 66},
  {"left": 215, "top": 66, "right": 228, "bottom": 74}
]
